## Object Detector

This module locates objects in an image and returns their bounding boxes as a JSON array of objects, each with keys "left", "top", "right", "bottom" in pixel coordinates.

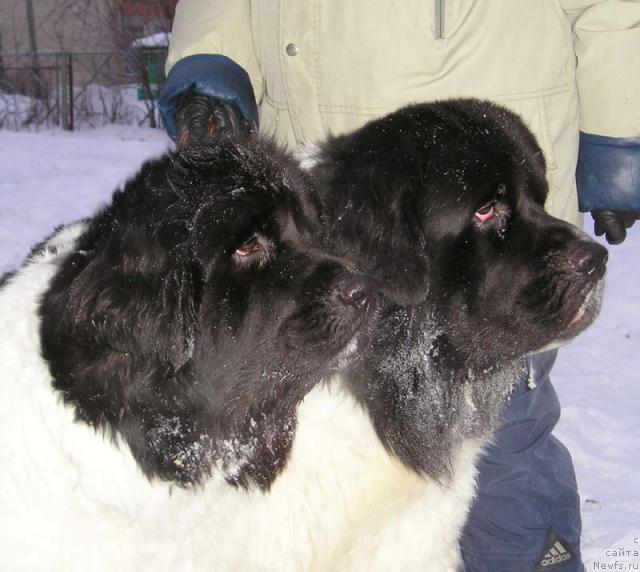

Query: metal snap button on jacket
[{"left": 285, "top": 43, "right": 298, "bottom": 56}]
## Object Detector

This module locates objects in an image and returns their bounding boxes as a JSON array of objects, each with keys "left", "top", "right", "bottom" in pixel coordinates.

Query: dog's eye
[
  {"left": 474, "top": 202, "right": 496, "bottom": 223},
  {"left": 235, "top": 236, "right": 263, "bottom": 257},
  {"left": 233, "top": 234, "right": 274, "bottom": 266}
]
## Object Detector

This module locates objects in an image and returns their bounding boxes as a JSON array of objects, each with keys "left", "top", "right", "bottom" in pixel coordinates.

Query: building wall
[
  {"left": 0, "top": 0, "right": 29, "bottom": 55},
  {"left": 0, "top": 0, "right": 176, "bottom": 56},
  {"left": 0, "top": 0, "right": 175, "bottom": 91}
]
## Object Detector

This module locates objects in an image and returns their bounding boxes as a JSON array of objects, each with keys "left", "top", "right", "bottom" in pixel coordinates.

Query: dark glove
[
  {"left": 591, "top": 209, "right": 640, "bottom": 245},
  {"left": 175, "top": 91, "right": 252, "bottom": 147}
]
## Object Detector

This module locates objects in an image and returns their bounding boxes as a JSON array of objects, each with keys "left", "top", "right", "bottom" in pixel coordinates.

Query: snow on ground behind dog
[
  {"left": 0, "top": 127, "right": 638, "bottom": 562},
  {"left": 0, "top": 126, "right": 170, "bottom": 270}
]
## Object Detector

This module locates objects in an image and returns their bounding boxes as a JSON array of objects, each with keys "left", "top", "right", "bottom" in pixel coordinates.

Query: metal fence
[{"left": 0, "top": 49, "right": 167, "bottom": 131}]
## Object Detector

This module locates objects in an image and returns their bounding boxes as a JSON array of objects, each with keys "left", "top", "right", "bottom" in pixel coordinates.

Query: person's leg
[{"left": 460, "top": 350, "right": 584, "bottom": 572}]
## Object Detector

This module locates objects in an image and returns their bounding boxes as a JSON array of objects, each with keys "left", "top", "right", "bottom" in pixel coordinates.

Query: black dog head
[
  {"left": 312, "top": 99, "right": 607, "bottom": 479},
  {"left": 40, "top": 138, "right": 377, "bottom": 489},
  {"left": 315, "top": 99, "right": 607, "bottom": 366}
]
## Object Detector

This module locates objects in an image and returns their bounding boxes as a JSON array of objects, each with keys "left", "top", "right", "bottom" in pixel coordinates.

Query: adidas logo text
[
  {"left": 540, "top": 540, "right": 572, "bottom": 568},
  {"left": 540, "top": 553, "right": 571, "bottom": 567}
]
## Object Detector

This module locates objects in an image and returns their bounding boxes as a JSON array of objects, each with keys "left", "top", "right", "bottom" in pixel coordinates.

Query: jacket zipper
[{"left": 434, "top": 0, "right": 444, "bottom": 39}]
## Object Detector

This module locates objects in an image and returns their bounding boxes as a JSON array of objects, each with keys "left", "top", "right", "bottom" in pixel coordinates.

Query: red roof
[{"left": 123, "top": 0, "right": 177, "bottom": 19}]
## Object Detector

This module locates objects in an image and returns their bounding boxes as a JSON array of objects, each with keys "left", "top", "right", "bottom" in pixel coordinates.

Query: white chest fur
[{"left": 0, "top": 231, "right": 482, "bottom": 572}]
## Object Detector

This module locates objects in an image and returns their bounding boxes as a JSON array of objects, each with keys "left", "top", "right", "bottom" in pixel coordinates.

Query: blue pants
[{"left": 461, "top": 350, "right": 584, "bottom": 572}]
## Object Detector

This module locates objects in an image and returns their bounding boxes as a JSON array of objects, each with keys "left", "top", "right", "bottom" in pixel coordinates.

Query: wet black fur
[
  {"left": 312, "top": 99, "right": 608, "bottom": 480},
  {"left": 39, "top": 137, "right": 374, "bottom": 489}
]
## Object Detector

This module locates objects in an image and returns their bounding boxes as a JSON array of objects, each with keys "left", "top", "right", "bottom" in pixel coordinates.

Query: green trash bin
[{"left": 137, "top": 47, "right": 167, "bottom": 101}]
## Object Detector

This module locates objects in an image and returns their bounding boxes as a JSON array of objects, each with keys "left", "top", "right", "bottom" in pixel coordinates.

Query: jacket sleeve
[
  {"left": 158, "top": 0, "right": 264, "bottom": 140},
  {"left": 564, "top": 0, "right": 640, "bottom": 211}
]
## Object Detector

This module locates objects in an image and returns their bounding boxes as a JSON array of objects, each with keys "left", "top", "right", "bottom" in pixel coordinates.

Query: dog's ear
[
  {"left": 46, "top": 217, "right": 199, "bottom": 374},
  {"left": 40, "top": 215, "right": 207, "bottom": 484},
  {"left": 314, "top": 138, "right": 431, "bottom": 307}
]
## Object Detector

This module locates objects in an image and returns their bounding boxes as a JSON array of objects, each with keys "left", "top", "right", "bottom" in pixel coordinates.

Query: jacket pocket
[
  {"left": 495, "top": 85, "right": 581, "bottom": 224},
  {"left": 259, "top": 95, "right": 301, "bottom": 150},
  {"left": 433, "top": 0, "right": 478, "bottom": 40},
  {"left": 496, "top": 87, "right": 570, "bottom": 175}
]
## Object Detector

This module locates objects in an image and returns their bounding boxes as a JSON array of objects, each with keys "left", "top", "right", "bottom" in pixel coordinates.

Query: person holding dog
[{"left": 158, "top": 2, "right": 640, "bottom": 570}]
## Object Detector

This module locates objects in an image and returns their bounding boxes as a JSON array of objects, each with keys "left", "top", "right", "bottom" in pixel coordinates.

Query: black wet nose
[
  {"left": 571, "top": 241, "right": 608, "bottom": 280},
  {"left": 338, "top": 276, "right": 376, "bottom": 309}
]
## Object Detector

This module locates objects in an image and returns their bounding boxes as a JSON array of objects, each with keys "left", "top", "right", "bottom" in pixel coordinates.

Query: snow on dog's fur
[
  {"left": 0, "top": 101, "right": 606, "bottom": 571},
  {"left": 0, "top": 138, "right": 382, "bottom": 571},
  {"left": 308, "top": 99, "right": 608, "bottom": 568}
]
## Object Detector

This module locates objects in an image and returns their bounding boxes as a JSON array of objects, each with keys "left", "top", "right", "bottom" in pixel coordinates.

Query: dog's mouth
[
  {"left": 329, "top": 294, "right": 380, "bottom": 370},
  {"left": 283, "top": 279, "right": 378, "bottom": 365},
  {"left": 558, "top": 278, "right": 605, "bottom": 341},
  {"left": 331, "top": 334, "right": 361, "bottom": 370}
]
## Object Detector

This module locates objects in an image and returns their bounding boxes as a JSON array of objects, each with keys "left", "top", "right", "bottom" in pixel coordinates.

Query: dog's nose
[
  {"left": 570, "top": 241, "right": 608, "bottom": 280},
  {"left": 338, "top": 276, "right": 377, "bottom": 309}
]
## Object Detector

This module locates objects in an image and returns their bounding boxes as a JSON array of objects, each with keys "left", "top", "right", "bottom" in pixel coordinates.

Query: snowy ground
[{"left": 1, "top": 127, "right": 638, "bottom": 564}]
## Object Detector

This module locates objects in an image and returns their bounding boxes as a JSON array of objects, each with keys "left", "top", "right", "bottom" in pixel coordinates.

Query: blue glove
[
  {"left": 591, "top": 210, "right": 640, "bottom": 245},
  {"left": 577, "top": 133, "right": 640, "bottom": 245}
]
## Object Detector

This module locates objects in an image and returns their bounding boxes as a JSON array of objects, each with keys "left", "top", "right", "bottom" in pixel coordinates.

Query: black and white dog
[
  {"left": 303, "top": 99, "right": 607, "bottom": 569},
  {"left": 0, "top": 138, "right": 378, "bottom": 570},
  {"left": 0, "top": 100, "right": 606, "bottom": 571}
]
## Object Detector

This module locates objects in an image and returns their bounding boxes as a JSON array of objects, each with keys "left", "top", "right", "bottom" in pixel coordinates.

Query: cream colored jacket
[{"left": 167, "top": 0, "right": 640, "bottom": 226}]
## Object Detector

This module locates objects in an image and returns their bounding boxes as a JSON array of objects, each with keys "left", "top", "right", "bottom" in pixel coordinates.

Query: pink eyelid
[{"left": 474, "top": 206, "right": 495, "bottom": 223}]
